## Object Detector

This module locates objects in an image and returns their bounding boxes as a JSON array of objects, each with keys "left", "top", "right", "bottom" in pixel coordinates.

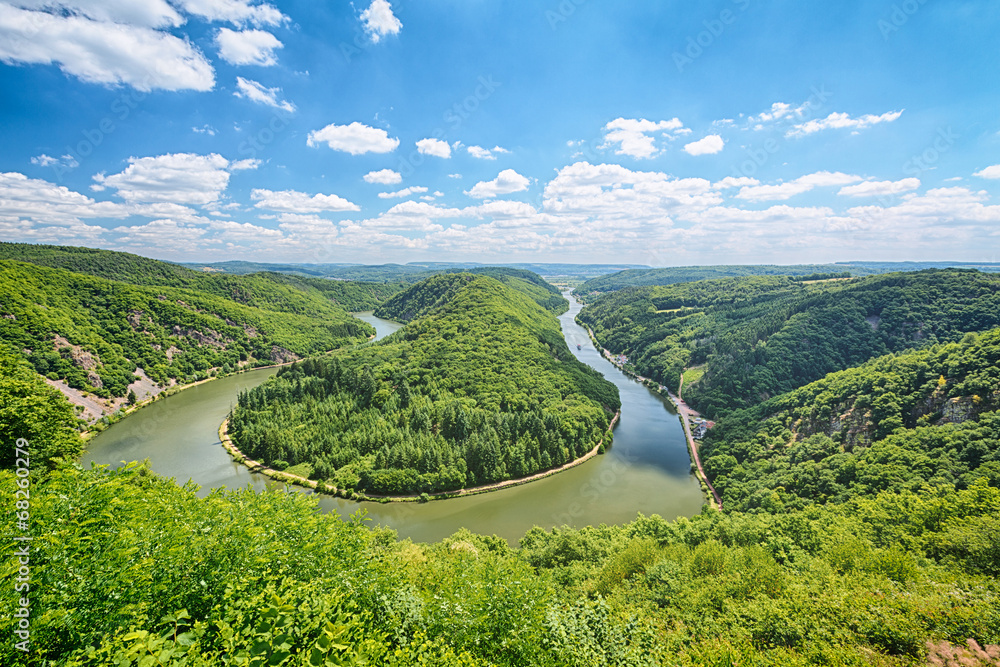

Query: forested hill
[
  {"left": 376, "top": 271, "right": 566, "bottom": 322},
  {"left": 0, "top": 260, "right": 373, "bottom": 401},
  {"left": 700, "top": 328, "right": 1000, "bottom": 513},
  {"left": 229, "top": 275, "right": 619, "bottom": 495},
  {"left": 0, "top": 242, "right": 405, "bottom": 312},
  {"left": 577, "top": 270, "right": 1000, "bottom": 417},
  {"left": 573, "top": 264, "right": 857, "bottom": 299}
]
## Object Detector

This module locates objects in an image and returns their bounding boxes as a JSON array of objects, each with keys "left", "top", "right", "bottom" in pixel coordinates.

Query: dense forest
[
  {"left": 0, "top": 243, "right": 405, "bottom": 312},
  {"left": 574, "top": 262, "right": 1000, "bottom": 300},
  {"left": 0, "top": 260, "right": 373, "bottom": 400},
  {"left": 228, "top": 274, "right": 619, "bottom": 494},
  {"left": 577, "top": 270, "right": 1000, "bottom": 417},
  {"left": 573, "top": 264, "right": 860, "bottom": 299},
  {"left": 699, "top": 328, "right": 1000, "bottom": 512},
  {"left": 3, "top": 249, "right": 999, "bottom": 665}
]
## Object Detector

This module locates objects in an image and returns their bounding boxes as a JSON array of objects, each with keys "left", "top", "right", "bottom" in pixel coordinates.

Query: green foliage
[
  {"left": 700, "top": 328, "right": 1000, "bottom": 511},
  {"left": 0, "top": 260, "right": 373, "bottom": 398},
  {"left": 578, "top": 270, "right": 1000, "bottom": 416},
  {"left": 0, "top": 345, "right": 83, "bottom": 468},
  {"left": 573, "top": 263, "right": 864, "bottom": 299},
  {"left": 230, "top": 275, "right": 618, "bottom": 493},
  {"left": 3, "top": 465, "right": 1000, "bottom": 666},
  {"left": 375, "top": 271, "right": 566, "bottom": 321}
]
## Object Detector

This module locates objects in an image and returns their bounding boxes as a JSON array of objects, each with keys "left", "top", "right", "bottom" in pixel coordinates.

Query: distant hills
[
  {"left": 574, "top": 261, "right": 1000, "bottom": 298},
  {"left": 179, "top": 260, "right": 650, "bottom": 282},
  {"left": 577, "top": 270, "right": 1000, "bottom": 417}
]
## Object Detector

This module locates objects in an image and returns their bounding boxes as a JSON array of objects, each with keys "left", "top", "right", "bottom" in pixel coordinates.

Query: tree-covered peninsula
[{"left": 227, "top": 274, "right": 620, "bottom": 495}]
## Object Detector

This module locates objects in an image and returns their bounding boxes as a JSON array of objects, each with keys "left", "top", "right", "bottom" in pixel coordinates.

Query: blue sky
[{"left": 1, "top": 0, "right": 998, "bottom": 265}]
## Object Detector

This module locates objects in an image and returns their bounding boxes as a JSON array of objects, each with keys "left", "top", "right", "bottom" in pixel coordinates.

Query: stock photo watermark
[
  {"left": 11, "top": 437, "right": 32, "bottom": 653},
  {"left": 878, "top": 0, "right": 930, "bottom": 40},
  {"left": 673, "top": 0, "right": 754, "bottom": 73}
]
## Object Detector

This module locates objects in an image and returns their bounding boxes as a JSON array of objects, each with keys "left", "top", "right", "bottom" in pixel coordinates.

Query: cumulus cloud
[
  {"left": 10, "top": 0, "right": 183, "bottom": 28},
  {"left": 465, "top": 169, "right": 530, "bottom": 199},
  {"left": 93, "top": 153, "right": 236, "bottom": 206},
  {"left": 838, "top": 178, "right": 920, "bottom": 198},
  {"left": 747, "top": 101, "right": 813, "bottom": 129},
  {"left": 467, "top": 145, "right": 510, "bottom": 160},
  {"left": 307, "top": 122, "right": 399, "bottom": 154},
  {"left": 713, "top": 176, "right": 759, "bottom": 190},
  {"left": 360, "top": 0, "right": 401, "bottom": 43},
  {"left": 364, "top": 169, "right": 402, "bottom": 185},
  {"left": 251, "top": 188, "right": 360, "bottom": 213},
  {"left": 787, "top": 110, "right": 904, "bottom": 138},
  {"left": 0, "top": 4, "right": 215, "bottom": 91},
  {"left": 601, "top": 117, "right": 688, "bottom": 159},
  {"left": 216, "top": 28, "right": 282, "bottom": 66},
  {"left": 416, "top": 138, "right": 452, "bottom": 158},
  {"left": 233, "top": 76, "right": 294, "bottom": 112},
  {"left": 736, "top": 171, "right": 863, "bottom": 202},
  {"left": 172, "top": 0, "right": 286, "bottom": 27},
  {"left": 683, "top": 135, "right": 725, "bottom": 156},
  {"left": 973, "top": 165, "right": 1000, "bottom": 180},
  {"left": 378, "top": 186, "right": 428, "bottom": 199}
]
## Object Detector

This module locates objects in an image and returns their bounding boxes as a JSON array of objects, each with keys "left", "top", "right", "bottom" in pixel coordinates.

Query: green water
[{"left": 84, "top": 298, "right": 703, "bottom": 543}]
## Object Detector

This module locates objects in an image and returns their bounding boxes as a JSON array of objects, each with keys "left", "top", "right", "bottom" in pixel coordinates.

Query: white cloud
[
  {"left": 171, "top": 0, "right": 286, "bottom": 27},
  {"left": 233, "top": 76, "right": 294, "bottom": 112},
  {"left": 9, "top": 0, "right": 183, "bottom": 28},
  {"left": 448, "top": 173, "right": 462, "bottom": 179},
  {"left": 467, "top": 145, "right": 510, "bottom": 160},
  {"left": 363, "top": 169, "right": 402, "bottom": 185},
  {"left": 192, "top": 124, "right": 217, "bottom": 135},
  {"left": 94, "top": 153, "right": 234, "bottom": 206},
  {"left": 416, "top": 138, "right": 452, "bottom": 158},
  {"left": 683, "top": 135, "right": 725, "bottom": 156},
  {"left": 30, "top": 154, "right": 78, "bottom": 169},
  {"left": 216, "top": 28, "right": 282, "bottom": 66},
  {"left": 307, "top": 122, "right": 399, "bottom": 155},
  {"left": 0, "top": 4, "right": 215, "bottom": 91},
  {"left": 736, "top": 171, "right": 862, "bottom": 202},
  {"left": 251, "top": 188, "right": 359, "bottom": 213},
  {"left": 973, "top": 165, "right": 1000, "bottom": 180},
  {"left": 601, "top": 117, "right": 688, "bottom": 159},
  {"left": 838, "top": 178, "right": 920, "bottom": 198},
  {"left": 787, "top": 110, "right": 904, "bottom": 138},
  {"left": 0, "top": 171, "right": 128, "bottom": 225},
  {"left": 360, "top": 0, "right": 401, "bottom": 43},
  {"left": 713, "top": 176, "right": 759, "bottom": 190},
  {"left": 465, "top": 169, "right": 530, "bottom": 199},
  {"left": 747, "top": 101, "right": 812, "bottom": 129},
  {"left": 228, "top": 158, "right": 260, "bottom": 171},
  {"left": 378, "top": 186, "right": 429, "bottom": 199}
]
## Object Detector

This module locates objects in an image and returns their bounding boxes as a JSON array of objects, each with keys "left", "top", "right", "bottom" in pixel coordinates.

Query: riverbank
[
  {"left": 218, "top": 411, "right": 620, "bottom": 503},
  {"left": 580, "top": 322, "right": 722, "bottom": 510},
  {"left": 79, "top": 363, "right": 297, "bottom": 442}
]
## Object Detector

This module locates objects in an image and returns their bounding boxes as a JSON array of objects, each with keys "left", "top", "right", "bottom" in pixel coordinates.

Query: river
[{"left": 83, "top": 296, "right": 703, "bottom": 543}]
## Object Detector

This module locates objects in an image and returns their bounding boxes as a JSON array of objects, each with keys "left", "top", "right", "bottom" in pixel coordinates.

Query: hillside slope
[
  {"left": 0, "top": 260, "right": 373, "bottom": 409},
  {"left": 229, "top": 275, "right": 618, "bottom": 494},
  {"left": 578, "top": 270, "right": 1000, "bottom": 417},
  {"left": 0, "top": 243, "right": 404, "bottom": 313},
  {"left": 376, "top": 271, "right": 566, "bottom": 321},
  {"left": 573, "top": 264, "right": 857, "bottom": 299},
  {"left": 700, "top": 328, "right": 1000, "bottom": 512}
]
